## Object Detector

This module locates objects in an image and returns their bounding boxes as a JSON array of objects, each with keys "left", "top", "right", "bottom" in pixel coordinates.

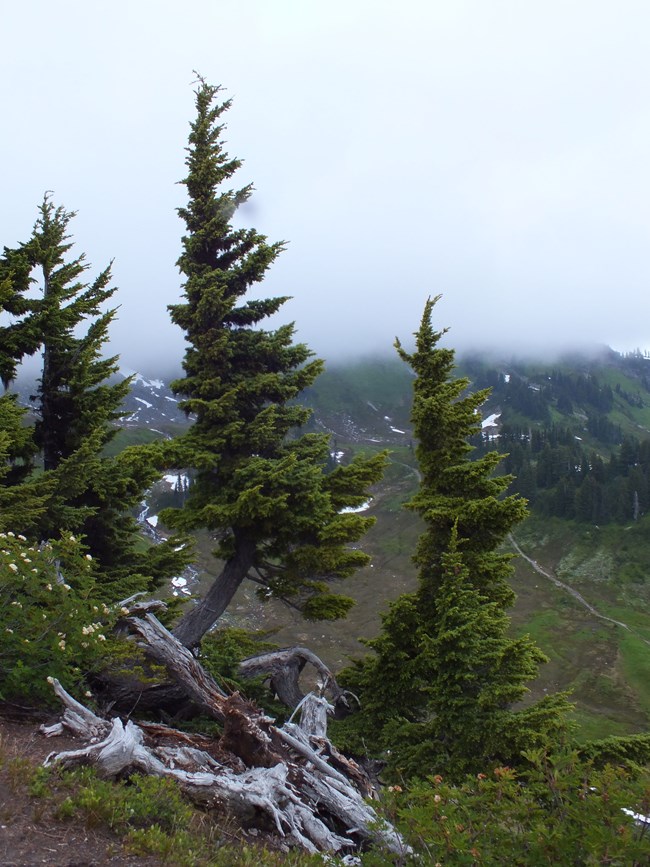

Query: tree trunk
[{"left": 173, "top": 535, "right": 256, "bottom": 648}]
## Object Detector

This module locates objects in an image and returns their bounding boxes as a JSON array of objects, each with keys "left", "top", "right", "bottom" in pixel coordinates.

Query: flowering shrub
[{"left": 0, "top": 531, "right": 121, "bottom": 706}]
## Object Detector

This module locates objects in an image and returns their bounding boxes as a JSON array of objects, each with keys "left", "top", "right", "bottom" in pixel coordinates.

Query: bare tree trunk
[{"left": 172, "top": 536, "right": 255, "bottom": 648}]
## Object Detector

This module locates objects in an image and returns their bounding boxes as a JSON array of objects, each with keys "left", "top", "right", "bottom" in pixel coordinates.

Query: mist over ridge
[{"left": 5, "top": 3, "right": 650, "bottom": 377}]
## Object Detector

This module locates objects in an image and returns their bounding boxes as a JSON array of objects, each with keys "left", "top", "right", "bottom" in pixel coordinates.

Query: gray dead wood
[
  {"left": 237, "top": 645, "right": 353, "bottom": 717},
  {"left": 41, "top": 615, "right": 410, "bottom": 856}
]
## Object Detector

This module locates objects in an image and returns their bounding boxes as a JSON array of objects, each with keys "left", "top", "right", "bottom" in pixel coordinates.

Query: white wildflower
[
  {"left": 97, "top": 634, "right": 106, "bottom": 641},
  {"left": 5, "top": 628, "right": 13, "bottom": 634},
  {"left": 62, "top": 583, "right": 71, "bottom": 591},
  {"left": 58, "top": 640, "right": 66, "bottom": 650},
  {"left": 17, "top": 534, "right": 26, "bottom": 542},
  {"left": 8, "top": 563, "right": 18, "bottom": 572},
  {"left": 46, "top": 583, "right": 53, "bottom": 591},
  {"left": 46, "top": 676, "right": 54, "bottom": 684},
  {"left": 120, "top": 607, "right": 130, "bottom": 615},
  {"left": 7, "top": 532, "right": 14, "bottom": 537},
  {"left": 85, "top": 554, "right": 92, "bottom": 561},
  {"left": 84, "top": 690, "right": 92, "bottom": 697}
]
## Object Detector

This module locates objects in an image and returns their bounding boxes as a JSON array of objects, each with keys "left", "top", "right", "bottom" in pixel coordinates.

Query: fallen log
[{"left": 41, "top": 613, "right": 410, "bottom": 856}]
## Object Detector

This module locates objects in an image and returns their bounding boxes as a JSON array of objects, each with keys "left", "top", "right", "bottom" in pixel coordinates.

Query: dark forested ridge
[{"left": 300, "top": 346, "right": 650, "bottom": 527}]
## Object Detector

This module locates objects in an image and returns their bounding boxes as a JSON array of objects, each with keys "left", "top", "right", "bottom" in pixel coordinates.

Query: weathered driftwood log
[{"left": 41, "top": 614, "right": 409, "bottom": 856}]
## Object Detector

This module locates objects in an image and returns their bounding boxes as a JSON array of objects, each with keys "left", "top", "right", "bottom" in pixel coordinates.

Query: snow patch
[
  {"left": 341, "top": 499, "right": 372, "bottom": 514},
  {"left": 504, "top": 373, "right": 511, "bottom": 383},
  {"left": 165, "top": 396, "right": 178, "bottom": 402},
  {"left": 390, "top": 426, "right": 406, "bottom": 434},
  {"left": 132, "top": 373, "right": 164, "bottom": 389},
  {"left": 147, "top": 514, "right": 159, "bottom": 528},
  {"left": 622, "top": 807, "right": 650, "bottom": 827},
  {"left": 163, "top": 473, "right": 190, "bottom": 488},
  {"left": 134, "top": 397, "right": 153, "bottom": 409},
  {"left": 482, "top": 413, "right": 501, "bottom": 429}
]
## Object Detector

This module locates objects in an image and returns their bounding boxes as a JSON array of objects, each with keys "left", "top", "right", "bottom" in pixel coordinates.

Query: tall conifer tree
[
  {"left": 0, "top": 198, "right": 190, "bottom": 596},
  {"left": 340, "top": 297, "right": 570, "bottom": 780},
  {"left": 164, "top": 79, "right": 386, "bottom": 647},
  {"left": 28, "top": 198, "right": 128, "bottom": 470}
]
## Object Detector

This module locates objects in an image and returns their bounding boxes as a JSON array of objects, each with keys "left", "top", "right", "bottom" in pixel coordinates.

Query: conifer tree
[
  {"left": 0, "top": 244, "right": 41, "bottom": 388},
  {"left": 0, "top": 198, "right": 190, "bottom": 596},
  {"left": 339, "top": 297, "right": 570, "bottom": 780},
  {"left": 164, "top": 79, "right": 386, "bottom": 647},
  {"left": 27, "top": 197, "right": 128, "bottom": 470},
  {"left": 0, "top": 393, "right": 52, "bottom": 532},
  {"left": 0, "top": 241, "right": 49, "bottom": 526}
]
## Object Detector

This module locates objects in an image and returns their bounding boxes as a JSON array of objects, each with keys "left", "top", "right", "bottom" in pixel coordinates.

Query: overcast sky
[{"left": 3, "top": 1, "right": 650, "bottom": 370}]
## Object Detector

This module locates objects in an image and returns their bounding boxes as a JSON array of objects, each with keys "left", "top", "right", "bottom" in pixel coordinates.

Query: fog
[{"left": 3, "top": 1, "right": 650, "bottom": 372}]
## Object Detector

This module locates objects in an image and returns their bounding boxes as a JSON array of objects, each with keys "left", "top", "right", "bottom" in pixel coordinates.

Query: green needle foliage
[
  {"left": 0, "top": 198, "right": 190, "bottom": 597},
  {"left": 0, "top": 393, "right": 52, "bottom": 533},
  {"left": 338, "top": 297, "right": 571, "bottom": 780},
  {"left": 163, "top": 78, "right": 386, "bottom": 647},
  {"left": 27, "top": 197, "right": 128, "bottom": 471},
  {"left": 0, "top": 243, "right": 41, "bottom": 388}
]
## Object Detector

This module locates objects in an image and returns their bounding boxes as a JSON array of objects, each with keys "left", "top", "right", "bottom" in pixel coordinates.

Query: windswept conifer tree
[
  {"left": 339, "top": 297, "right": 570, "bottom": 780},
  {"left": 27, "top": 198, "right": 128, "bottom": 471},
  {"left": 0, "top": 198, "right": 190, "bottom": 596},
  {"left": 164, "top": 79, "right": 386, "bottom": 647}
]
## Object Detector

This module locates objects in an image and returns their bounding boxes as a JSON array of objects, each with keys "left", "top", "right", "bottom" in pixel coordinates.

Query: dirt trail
[
  {"left": 509, "top": 534, "right": 650, "bottom": 647},
  {"left": 390, "top": 459, "right": 422, "bottom": 484}
]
